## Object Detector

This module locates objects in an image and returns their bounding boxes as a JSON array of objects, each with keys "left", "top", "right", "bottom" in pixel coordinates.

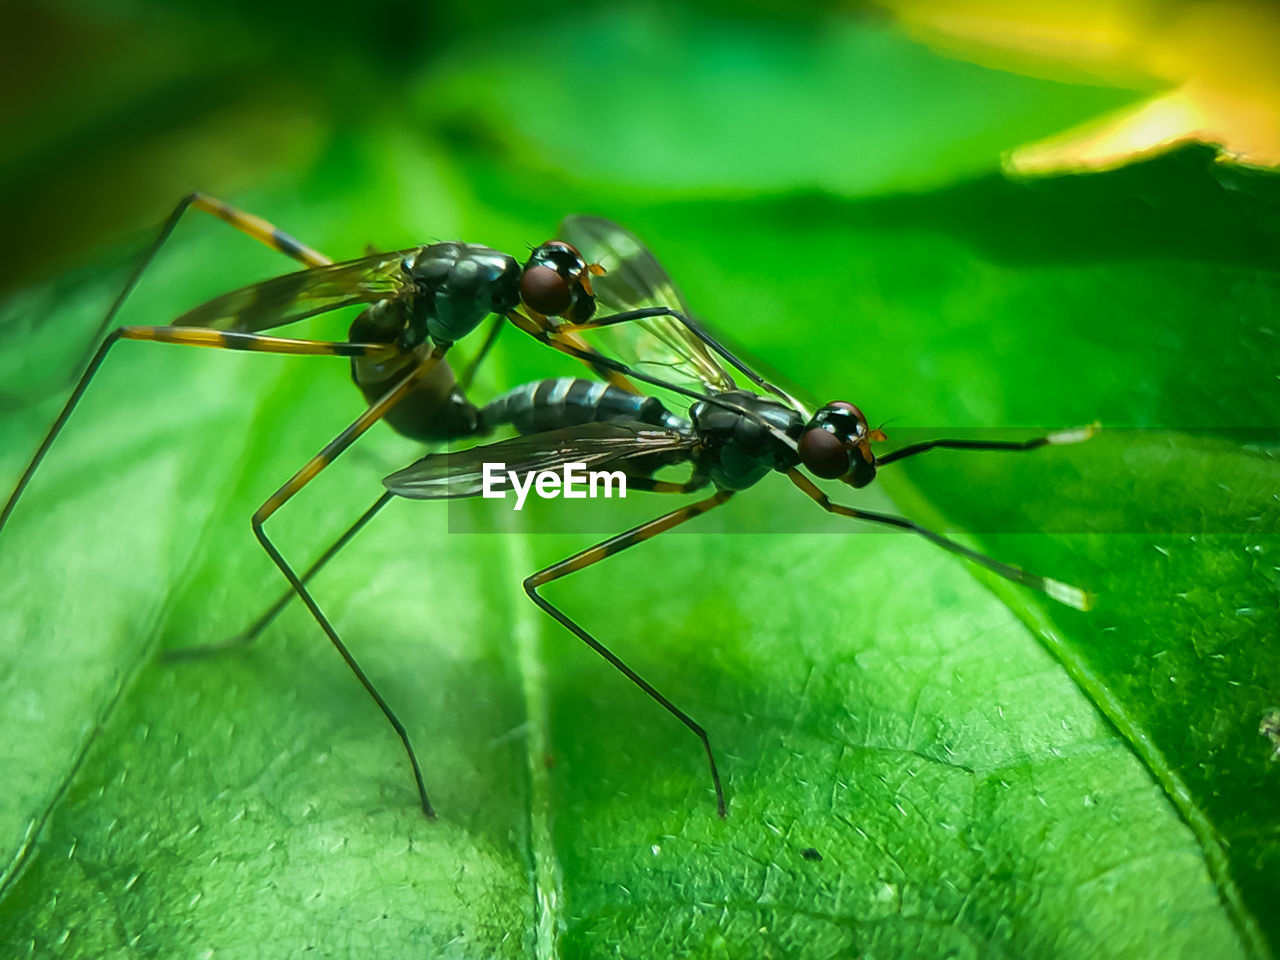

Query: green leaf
[
  {"left": 1, "top": 4, "right": 1276, "bottom": 955},
  {"left": 2, "top": 141, "right": 1275, "bottom": 957}
]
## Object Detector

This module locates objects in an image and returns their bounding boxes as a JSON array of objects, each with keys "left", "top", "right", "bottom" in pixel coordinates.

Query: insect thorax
[
  {"left": 690, "top": 392, "right": 804, "bottom": 491},
  {"left": 404, "top": 242, "right": 522, "bottom": 344}
]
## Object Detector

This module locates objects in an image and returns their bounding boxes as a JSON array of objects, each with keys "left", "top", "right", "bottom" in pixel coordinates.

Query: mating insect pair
[{"left": 2, "top": 199, "right": 1094, "bottom": 818}]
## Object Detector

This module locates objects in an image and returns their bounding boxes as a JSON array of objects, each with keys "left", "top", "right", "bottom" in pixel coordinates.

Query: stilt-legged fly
[
  {"left": 0, "top": 197, "right": 734, "bottom": 817},
  {"left": 285, "top": 216, "right": 1097, "bottom": 817}
]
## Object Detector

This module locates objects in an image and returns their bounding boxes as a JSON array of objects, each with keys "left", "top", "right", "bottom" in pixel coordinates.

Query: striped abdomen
[{"left": 482, "top": 378, "right": 689, "bottom": 435}]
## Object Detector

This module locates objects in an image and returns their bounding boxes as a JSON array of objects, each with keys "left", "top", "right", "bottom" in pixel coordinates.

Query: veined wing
[
  {"left": 173, "top": 249, "right": 416, "bottom": 333},
  {"left": 384, "top": 420, "right": 696, "bottom": 500},
  {"left": 558, "top": 216, "right": 735, "bottom": 394}
]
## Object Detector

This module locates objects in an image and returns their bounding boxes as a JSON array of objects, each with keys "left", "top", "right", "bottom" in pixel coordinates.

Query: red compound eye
[
  {"left": 798, "top": 427, "right": 851, "bottom": 479},
  {"left": 520, "top": 265, "right": 572, "bottom": 316}
]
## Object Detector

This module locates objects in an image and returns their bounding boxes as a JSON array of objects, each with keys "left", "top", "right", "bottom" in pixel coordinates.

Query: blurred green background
[{"left": 1, "top": 0, "right": 1278, "bottom": 957}]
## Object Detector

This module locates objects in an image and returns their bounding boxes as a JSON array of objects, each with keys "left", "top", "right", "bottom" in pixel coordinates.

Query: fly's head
[
  {"left": 520, "top": 240, "right": 605, "bottom": 323},
  {"left": 797, "top": 402, "right": 887, "bottom": 488}
]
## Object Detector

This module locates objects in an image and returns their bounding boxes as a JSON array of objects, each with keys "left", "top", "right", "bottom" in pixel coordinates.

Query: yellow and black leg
[
  {"left": 82, "top": 192, "right": 332, "bottom": 363},
  {"left": 501, "top": 308, "right": 641, "bottom": 394},
  {"left": 210, "top": 469, "right": 712, "bottom": 664},
  {"left": 462, "top": 304, "right": 630, "bottom": 397},
  {"left": 552, "top": 306, "right": 796, "bottom": 406},
  {"left": 117, "top": 325, "right": 399, "bottom": 356},
  {"left": 185, "top": 193, "right": 331, "bottom": 269},
  {"left": 2, "top": 195, "right": 340, "bottom": 536},
  {"left": 205, "top": 308, "right": 615, "bottom": 653},
  {"left": 523, "top": 489, "right": 734, "bottom": 817},
  {"left": 505, "top": 310, "right": 727, "bottom": 410},
  {"left": 249, "top": 346, "right": 451, "bottom": 817},
  {"left": 0, "top": 325, "right": 398, "bottom": 534},
  {"left": 786, "top": 470, "right": 1092, "bottom": 611}
]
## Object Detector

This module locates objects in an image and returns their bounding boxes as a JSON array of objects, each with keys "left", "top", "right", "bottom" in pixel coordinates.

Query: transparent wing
[
  {"left": 173, "top": 249, "right": 415, "bottom": 333},
  {"left": 558, "top": 216, "right": 735, "bottom": 394},
  {"left": 384, "top": 420, "right": 696, "bottom": 500}
]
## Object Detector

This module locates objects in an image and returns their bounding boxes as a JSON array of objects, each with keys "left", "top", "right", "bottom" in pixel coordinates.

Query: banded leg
[
  {"left": 524, "top": 489, "right": 735, "bottom": 816},
  {"left": 251, "top": 345, "right": 451, "bottom": 817},
  {"left": 4, "top": 194, "right": 338, "bottom": 537},
  {"left": 175, "top": 317, "right": 524, "bottom": 660},
  {"left": 552, "top": 306, "right": 798, "bottom": 408},
  {"left": 80, "top": 192, "right": 332, "bottom": 366},
  {"left": 0, "top": 326, "right": 397, "bottom": 534},
  {"left": 786, "top": 470, "right": 1092, "bottom": 610},
  {"left": 510, "top": 310, "right": 639, "bottom": 394},
  {"left": 120, "top": 325, "right": 398, "bottom": 356},
  {"left": 177, "top": 321, "right": 521, "bottom": 658},
  {"left": 875, "top": 424, "right": 1100, "bottom": 467},
  {"left": 460, "top": 313, "right": 636, "bottom": 395},
  {"left": 185, "top": 193, "right": 331, "bottom": 268},
  {"left": 199, "top": 464, "right": 709, "bottom": 665}
]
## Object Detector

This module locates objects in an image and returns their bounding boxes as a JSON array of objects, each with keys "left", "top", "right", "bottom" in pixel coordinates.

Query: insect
[
  {"left": 299, "top": 216, "right": 1097, "bottom": 816},
  {"left": 0, "top": 196, "right": 734, "bottom": 817}
]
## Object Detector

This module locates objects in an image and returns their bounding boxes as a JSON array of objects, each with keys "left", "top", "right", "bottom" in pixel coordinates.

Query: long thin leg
[
  {"left": 524, "top": 489, "right": 734, "bottom": 816},
  {"left": 77, "top": 192, "right": 332, "bottom": 370},
  {"left": 182, "top": 313, "right": 528, "bottom": 661},
  {"left": 251, "top": 345, "right": 450, "bottom": 817},
  {"left": 786, "top": 470, "right": 1092, "bottom": 610},
  {"left": 552, "top": 306, "right": 799, "bottom": 408},
  {"left": 177, "top": 318, "right": 522, "bottom": 659},
  {"left": 876, "top": 424, "right": 1099, "bottom": 467},
  {"left": 461, "top": 306, "right": 640, "bottom": 404},
  {"left": 185, "top": 193, "right": 331, "bottom": 269},
  {"left": 5, "top": 193, "right": 340, "bottom": 537},
  {"left": 119, "top": 325, "right": 398, "bottom": 356},
  {"left": 208, "top": 337, "right": 694, "bottom": 666},
  {"left": 0, "top": 327, "right": 396, "bottom": 536},
  {"left": 166, "top": 491, "right": 396, "bottom": 662},
  {"left": 523, "top": 315, "right": 640, "bottom": 394},
  {"left": 191, "top": 470, "right": 708, "bottom": 666}
]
